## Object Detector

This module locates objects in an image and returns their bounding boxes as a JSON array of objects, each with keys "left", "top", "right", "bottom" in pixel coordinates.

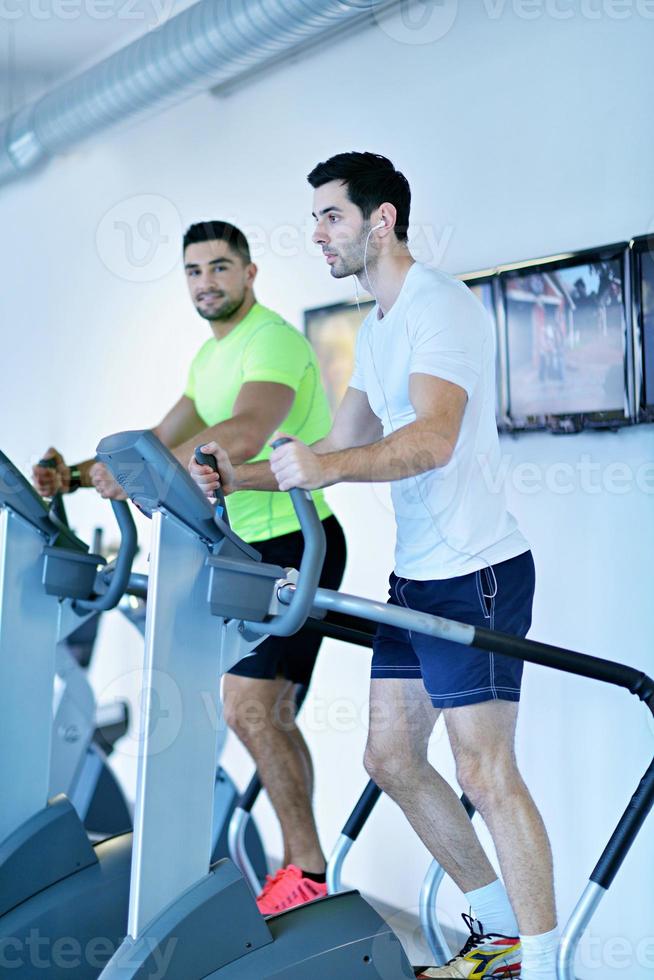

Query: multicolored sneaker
[
  {"left": 415, "top": 913, "right": 521, "bottom": 978},
  {"left": 255, "top": 864, "right": 327, "bottom": 916}
]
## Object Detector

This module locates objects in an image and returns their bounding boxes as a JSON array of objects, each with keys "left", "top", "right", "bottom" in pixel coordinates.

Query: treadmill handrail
[
  {"left": 74, "top": 501, "right": 138, "bottom": 613},
  {"left": 243, "top": 488, "right": 326, "bottom": 637},
  {"left": 286, "top": 586, "right": 654, "bottom": 709},
  {"left": 98, "top": 430, "right": 327, "bottom": 638}
]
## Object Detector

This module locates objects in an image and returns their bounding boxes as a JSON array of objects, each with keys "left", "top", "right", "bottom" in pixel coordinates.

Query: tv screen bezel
[
  {"left": 499, "top": 242, "right": 634, "bottom": 433},
  {"left": 629, "top": 234, "right": 654, "bottom": 422},
  {"left": 459, "top": 269, "right": 508, "bottom": 431}
]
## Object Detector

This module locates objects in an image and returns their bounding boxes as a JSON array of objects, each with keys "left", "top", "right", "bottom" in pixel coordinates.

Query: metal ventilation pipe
[{"left": 0, "top": 0, "right": 397, "bottom": 186}]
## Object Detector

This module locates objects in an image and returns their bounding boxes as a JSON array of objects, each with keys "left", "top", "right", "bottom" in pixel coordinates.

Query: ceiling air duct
[{"left": 0, "top": 0, "right": 398, "bottom": 186}]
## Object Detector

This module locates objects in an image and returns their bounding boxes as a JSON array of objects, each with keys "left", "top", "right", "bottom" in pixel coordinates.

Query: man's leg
[
  {"left": 223, "top": 673, "right": 324, "bottom": 874},
  {"left": 445, "top": 700, "right": 556, "bottom": 936},
  {"left": 364, "top": 677, "right": 498, "bottom": 890}
]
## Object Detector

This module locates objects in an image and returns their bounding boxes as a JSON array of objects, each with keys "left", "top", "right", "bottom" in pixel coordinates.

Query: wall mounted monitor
[
  {"left": 459, "top": 269, "right": 506, "bottom": 429},
  {"left": 500, "top": 243, "right": 633, "bottom": 432},
  {"left": 630, "top": 234, "right": 654, "bottom": 422},
  {"left": 304, "top": 298, "right": 374, "bottom": 415}
]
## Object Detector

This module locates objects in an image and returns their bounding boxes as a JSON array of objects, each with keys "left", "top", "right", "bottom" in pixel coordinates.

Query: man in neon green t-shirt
[{"left": 32, "top": 221, "right": 346, "bottom": 915}]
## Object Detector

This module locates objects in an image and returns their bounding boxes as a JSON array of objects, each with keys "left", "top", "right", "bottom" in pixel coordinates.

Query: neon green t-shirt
[{"left": 185, "top": 302, "right": 333, "bottom": 543}]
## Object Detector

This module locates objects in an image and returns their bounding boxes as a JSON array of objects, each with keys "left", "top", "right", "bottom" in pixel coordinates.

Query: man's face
[
  {"left": 311, "top": 180, "right": 370, "bottom": 279},
  {"left": 184, "top": 239, "right": 253, "bottom": 320}
]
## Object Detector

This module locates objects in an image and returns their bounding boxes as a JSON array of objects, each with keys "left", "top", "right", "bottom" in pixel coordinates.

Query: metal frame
[
  {"left": 327, "top": 781, "right": 381, "bottom": 896},
  {"left": 126, "top": 509, "right": 261, "bottom": 938},
  {"left": 0, "top": 508, "right": 60, "bottom": 840}
]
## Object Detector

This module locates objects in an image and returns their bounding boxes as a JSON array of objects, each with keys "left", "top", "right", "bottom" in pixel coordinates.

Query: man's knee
[
  {"left": 223, "top": 684, "right": 271, "bottom": 742},
  {"left": 363, "top": 735, "right": 425, "bottom": 796},
  {"left": 455, "top": 745, "right": 520, "bottom": 813}
]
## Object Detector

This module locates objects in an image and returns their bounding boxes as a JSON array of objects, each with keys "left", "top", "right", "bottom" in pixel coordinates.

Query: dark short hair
[
  {"left": 183, "top": 221, "right": 251, "bottom": 263},
  {"left": 307, "top": 152, "right": 411, "bottom": 243}
]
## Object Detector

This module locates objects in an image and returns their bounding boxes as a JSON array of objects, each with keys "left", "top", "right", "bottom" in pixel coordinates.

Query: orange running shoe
[{"left": 256, "top": 864, "right": 327, "bottom": 916}]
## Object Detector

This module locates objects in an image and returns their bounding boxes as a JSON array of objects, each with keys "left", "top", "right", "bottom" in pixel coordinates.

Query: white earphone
[{"left": 372, "top": 219, "right": 385, "bottom": 231}]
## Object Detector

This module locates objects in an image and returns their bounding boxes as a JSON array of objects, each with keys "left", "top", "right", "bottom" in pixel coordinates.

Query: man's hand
[
  {"left": 89, "top": 462, "right": 128, "bottom": 501},
  {"left": 32, "top": 448, "right": 70, "bottom": 497},
  {"left": 270, "top": 436, "right": 326, "bottom": 492},
  {"left": 188, "top": 441, "right": 238, "bottom": 500}
]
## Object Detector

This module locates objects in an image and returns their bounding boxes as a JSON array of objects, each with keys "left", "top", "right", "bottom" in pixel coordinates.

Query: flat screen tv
[
  {"left": 500, "top": 243, "right": 633, "bottom": 432},
  {"left": 630, "top": 234, "right": 654, "bottom": 422},
  {"left": 304, "top": 298, "right": 374, "bottom": 415},
  {"left": 460, "top": 270, "right": 505, "bottom": 428}
]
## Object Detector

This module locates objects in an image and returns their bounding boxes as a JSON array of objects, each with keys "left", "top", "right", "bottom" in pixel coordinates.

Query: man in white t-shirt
[{"left": 190, "top": 153, "right": 558, "bottom": 980}]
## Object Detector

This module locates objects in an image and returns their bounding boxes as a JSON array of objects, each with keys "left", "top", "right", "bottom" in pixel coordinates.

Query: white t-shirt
[{"left": 349, "top": 262, "right": 528, "bottom": 580}]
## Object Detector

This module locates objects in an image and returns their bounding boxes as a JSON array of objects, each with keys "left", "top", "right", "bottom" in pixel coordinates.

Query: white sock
[
  {"left": 463, "top": 879, "right": 519, "bottom": 937},
  {"left": 520, "top": 926, "right": 559, "bottom": 979}
]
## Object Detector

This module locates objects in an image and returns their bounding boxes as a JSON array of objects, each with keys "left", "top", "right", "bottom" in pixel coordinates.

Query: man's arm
[
  {"left": 32, "top": 396, "right": 204, "bottom": 496},
  {"left": 89, "top": 395, "right": 208, "bottom": 499},
  {"left": 171, "top": 381, "right": 295, "bottom": 467},
  {"left": 270, "top": 374, "right": 467, "bottom": 491},
  {"left": 189, "top": 386, "right": 384, "bottom": 496},
  {"left": 153, "top": 395, "right": 206, "bottom": 449}
]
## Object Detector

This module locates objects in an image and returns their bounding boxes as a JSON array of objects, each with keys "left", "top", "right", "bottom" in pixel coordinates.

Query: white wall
[{"left": 1, "top": 4, "right": 653, "bottom": 976}]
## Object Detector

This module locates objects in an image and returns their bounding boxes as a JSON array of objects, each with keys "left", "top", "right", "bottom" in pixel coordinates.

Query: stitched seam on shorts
[
  {"left": 429, "top": 689, "right": 520, "bottom": 705},
  {"left": 371, "top": 666, "right": 422, "bottom": 671},
  {"left": 392, "top": 575, "right": 404, "bottom": 607},
  {"left": 424, "top": 683, "right": 520, "bottom": 697},
  {"left": 489, "top": 577, "right": 497, "bottom": 699},
  {"left": 476, "top": 568, "right": 497, "bottom": 699},
  {"left": 398, "top": 579, "right": 413, "bottom": 640},
  {"left": 429, "top": 686, "right": 520, "bottom": 698}
]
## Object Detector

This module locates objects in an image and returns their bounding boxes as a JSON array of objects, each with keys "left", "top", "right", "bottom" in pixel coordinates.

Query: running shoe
[
  {"left": 256, "top": 864, "right": 327, "bottom": 915},
  {"left": 415, "top": 913, "right": 521, "bottom": 978}
]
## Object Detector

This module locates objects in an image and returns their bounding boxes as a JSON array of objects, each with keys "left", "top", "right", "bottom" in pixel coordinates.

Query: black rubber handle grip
[
  {"left": 194, "top": 447, "right": 230, "bottom": 526},
  {"left": 342, "top": 781, "right": 382, "bottom": 840},
  {"left": 75, "top": 501, "right": 138, "bottom": 613}
]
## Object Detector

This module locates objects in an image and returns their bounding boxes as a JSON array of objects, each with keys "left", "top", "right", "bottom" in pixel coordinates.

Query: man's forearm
[
  {"left": 317, "top": 420, "right": 453, "bottom": 486},
  {"left": 232, "top": 435, "right": 333, "bottom": 492},
  {"left": 171, "top": 417, "right": 263, "bottom": 469},
  {"left": 231, "top": 420, "right": 453, "bottom": 494},
  {"left": 232, "top": 459, "right": 278, "bottom": 492}
]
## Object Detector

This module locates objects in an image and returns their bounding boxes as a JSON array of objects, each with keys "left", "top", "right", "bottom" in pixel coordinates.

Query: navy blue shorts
[
  {"left": 227, "top": 516, "right": 346, "bottom": 685},
  {"left": 372, "top": 551, "right": 535, "bottom": 708}
]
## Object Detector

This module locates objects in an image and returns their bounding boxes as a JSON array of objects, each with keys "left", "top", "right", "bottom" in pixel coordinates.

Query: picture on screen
[
  {"left": 638, "top": 246, "right": 654, "bottom": 407},
  {"left": 504, "top": 254, "right": 626, "bottom": 419},
  {"left": 304, "top": 299, "right": 374, "bottom": 414}
]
